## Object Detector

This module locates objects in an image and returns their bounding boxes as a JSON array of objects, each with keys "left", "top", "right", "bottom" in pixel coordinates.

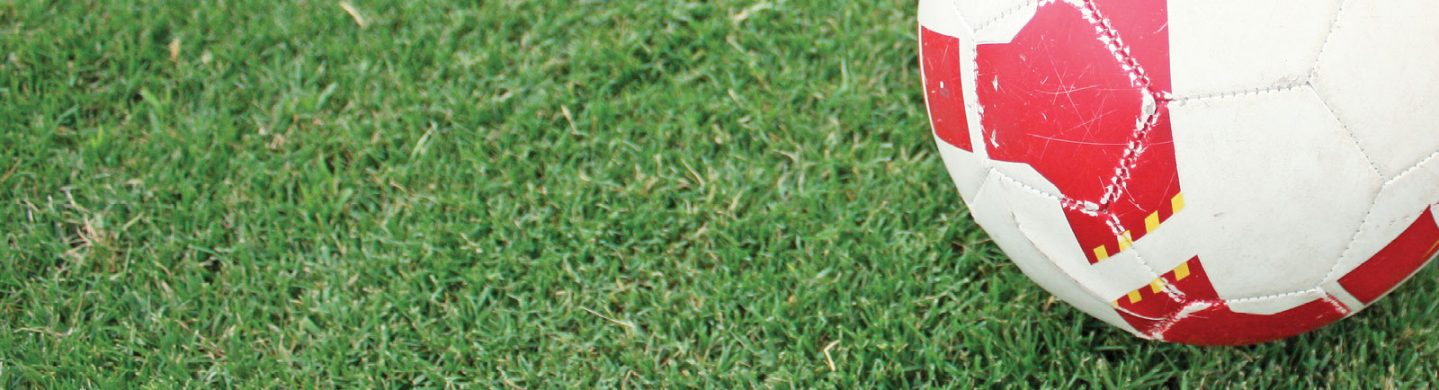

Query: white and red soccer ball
[{"left": 919, "top": 0, "right": 1439, "bottom": 345}]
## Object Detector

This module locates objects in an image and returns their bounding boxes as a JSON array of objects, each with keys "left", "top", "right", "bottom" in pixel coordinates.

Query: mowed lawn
[{"left": 3, "top": 0, "right": 1438, "bottom": 387}]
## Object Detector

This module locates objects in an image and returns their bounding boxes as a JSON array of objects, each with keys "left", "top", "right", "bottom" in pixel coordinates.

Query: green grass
[{"left": 2, "top": 0, "right": 1438, "bottom": 387}]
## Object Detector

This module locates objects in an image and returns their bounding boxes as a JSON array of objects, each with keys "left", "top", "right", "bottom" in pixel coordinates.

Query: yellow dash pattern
[
  {"left": 1127, "top": 290, "right": 1143, "bottom": 304},
  {"left": 1094, "top": 246, "right": 1110, "bottom": 261},
  {"left": 1144, "top": 212, "right": 1161, "bottom": 234},
  {"left": 1174, "top": 262, "right": 1191, "bottom": 281},
  {"left": 1150, "top": 280, "right": 1164, "bottom": 294},
  {"left": 1091, "top": 192, "right": 1186, "bottom": 262}
]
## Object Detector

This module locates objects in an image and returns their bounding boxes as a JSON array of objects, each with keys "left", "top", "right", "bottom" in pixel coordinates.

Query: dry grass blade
[{"left": 338, "top": 1, "right": 367, "bottom": 28}]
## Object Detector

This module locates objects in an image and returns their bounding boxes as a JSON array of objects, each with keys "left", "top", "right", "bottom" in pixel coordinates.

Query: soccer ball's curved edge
[{"left": 919, "top": 0, "right": 1439, "bottom": 345}]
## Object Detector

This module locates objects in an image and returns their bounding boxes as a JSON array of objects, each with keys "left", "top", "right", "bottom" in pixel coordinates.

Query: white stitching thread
[
  {"left": 1169, "top": 83, "right": 1308, "bottom": 106},
  {"left": 947, "top": 0, "right": 977, "bottom": 36},
  {"left": 1317, "top": 199, "right": 1379, "bottom": 290},
  {"left": 1311, "top": 83, "right": 1386, "bottom": 179},
  {"left": 1307, "top": 0, "right": 1351, "bottom": 82},
  {"left": 1222, "top": 288, "right": 1325, "bottom": 305},
  {"left": 972, "top": 0, "right": 1044, "bottom": 33},
  {"left": 1067, "top": 0, "right": 1170, "bottom": 283},
  {"left": 1387, "top": 151, "right": 1439, "bottom": 187},
  {"left": 1008, "top": 207, "right": 1169, "bottom": 329},
  {"left": 1129, "top": 246, "right": 1186, "bottom": 302}
]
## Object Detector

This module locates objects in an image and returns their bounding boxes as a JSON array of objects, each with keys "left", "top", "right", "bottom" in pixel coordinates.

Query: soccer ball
[{"left": 919, "top": 0, "right": 1439, "bottom": 345}]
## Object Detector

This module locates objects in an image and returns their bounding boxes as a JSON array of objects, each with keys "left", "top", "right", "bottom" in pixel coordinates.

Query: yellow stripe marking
[
  {"left": 1117, "top": 231, "right": 1133, "bottom": 251},
  {"left": 1174, "top": 262, "right": 1191, "bottom": 281},
  {"left": 1094, "top": 246, "right": 1110, "bottom": 261},
  {"left": 1145, "top": 212, "right": 1161, "bottom": 234},
  {"left": 1150, "top": 280, "right": 1165, "bottom": 294},
  {"left": 1127, "top": 290, "right": 1143, "bottom": 304},
  {"left": 1171, "top": 193, "right": 1186, "bottom": 213}
]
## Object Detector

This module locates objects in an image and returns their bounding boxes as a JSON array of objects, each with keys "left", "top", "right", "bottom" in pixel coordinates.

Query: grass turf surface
[{"left": 3, "top": 0, "right": 1439, "bottom": 387}]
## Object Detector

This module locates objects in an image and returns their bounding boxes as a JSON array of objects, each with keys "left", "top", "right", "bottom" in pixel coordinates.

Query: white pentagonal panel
[
  {"left": 918, "top": 0, "right": 968, "bottom": 37},
  {"left": 934, "top": 138, "right": 991, "bottom": 204},
  {"left": 957, "top": 0, "right": 1038, "bottom": 44},
  {"left": 1167, "top": 88, "right": 1382, "bottom": 301},
  {"left": 1227, "top": 290, "right": 1330, "bottom": 316},
  {"left": 966, "top": 170, "right": 1139, "bottom": 334},
  {"left": 953, "top": 0, "right": 1035, "bottom": 35},
  {"left": 1168, "top": 0, "right": 1341, "bottom": 99},
  {"left": 978, "top": 160, "right": 1158, "bottom": 301},
  {"left": 1328, "top": 154, "right": 1439, "bottom": 283},
  {"left": 1312, "top": 0, "right": 1439, "bottom": 179}
]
